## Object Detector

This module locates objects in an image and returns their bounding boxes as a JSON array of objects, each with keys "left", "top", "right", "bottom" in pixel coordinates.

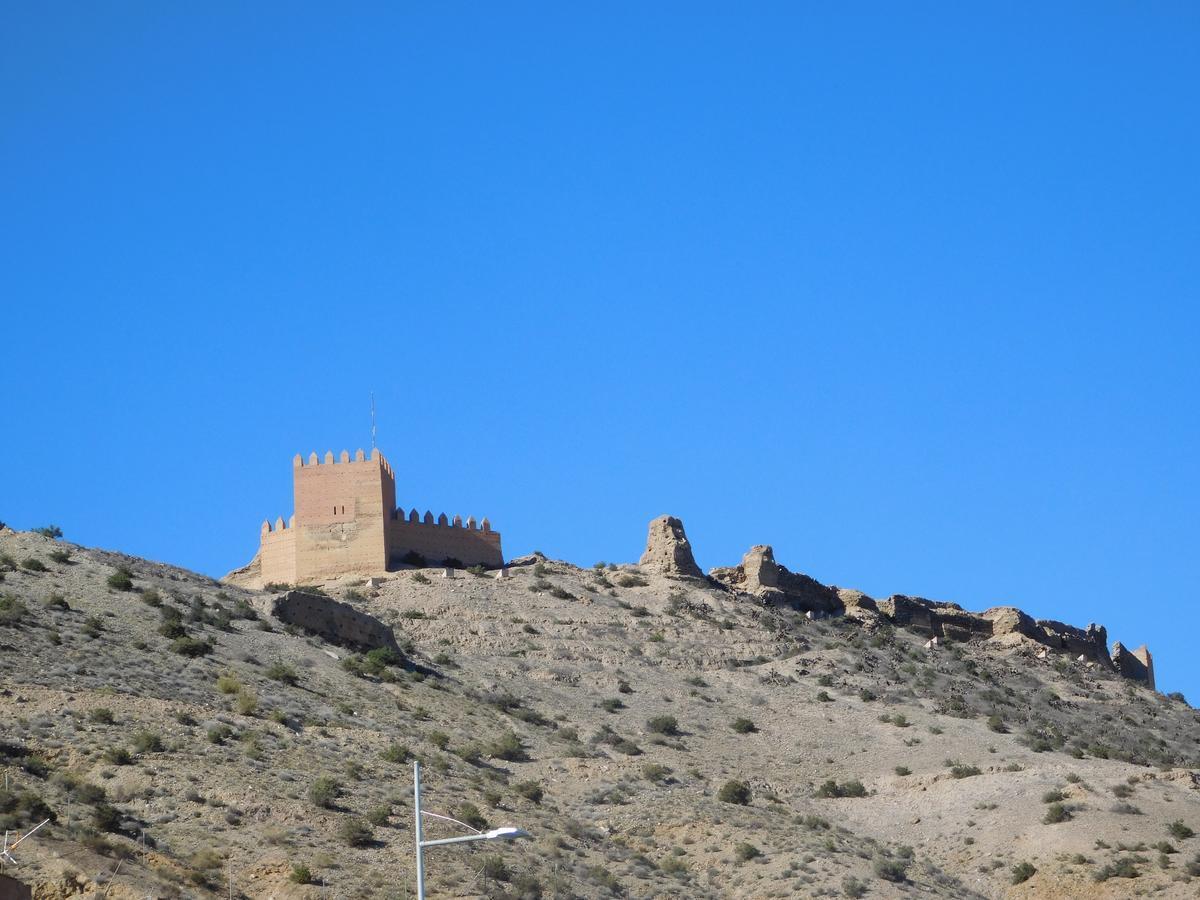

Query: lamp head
[{"left": 484, "top": 827, "right": 530, "bottom": 841}]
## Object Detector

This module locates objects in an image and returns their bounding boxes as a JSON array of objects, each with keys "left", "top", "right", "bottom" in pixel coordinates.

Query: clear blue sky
[{"left": 2, "top": 4, "right": 1197, "bottom": 697}]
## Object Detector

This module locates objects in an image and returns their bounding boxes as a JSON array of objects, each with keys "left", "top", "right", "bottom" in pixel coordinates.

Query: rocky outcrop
[
  {"left": 639, "top": 516, "right": 704, "bottom": 578},
  {"left": 710, "top": 545, "right": 841, "bottom": 614},
  {"left": 1112, "top": 642, "right": 1155, "bottom": 689},
  {"left": 267, "top": 590, "right": 401, "bottom": 654}
]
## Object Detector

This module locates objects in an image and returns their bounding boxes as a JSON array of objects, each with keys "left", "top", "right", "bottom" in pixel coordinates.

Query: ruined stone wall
[
  {"left": 386, "top": 512, "right": 503, "bottom": 567},
  {"left": 268, "top": 590, "right": 400, "bottom": 652},
  {"left": 1033, "top": 619, "right": 1112, "bottom": 668},
  {"left": 1133, "top": 646, "right": 1155, "bottom": 690},
  {"left": 663, "top": 520, "right": 1159, "bottom": 691},
  {"left": 1113, "top": 642, "right": 1156, "bottom": 689},
  {"left": 292, "top": 450, "right": 393, "bottom": 583}
]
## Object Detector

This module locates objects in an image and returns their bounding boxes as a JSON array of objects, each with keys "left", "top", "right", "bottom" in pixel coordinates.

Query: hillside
[{"left": 1, "top": 522, "right": 1199, "bottom": 899}]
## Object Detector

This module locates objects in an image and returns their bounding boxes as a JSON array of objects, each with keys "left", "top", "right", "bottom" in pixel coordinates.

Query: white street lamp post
[{"left": 413, "top": 761, "right": 530, "bottom": 900}]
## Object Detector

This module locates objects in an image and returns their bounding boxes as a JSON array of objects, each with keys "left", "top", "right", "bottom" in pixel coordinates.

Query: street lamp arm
[
  {"left": 421, "top": 827, "right": 531, "bottom": 849},
  {"left": 419, "top": 833, "right": 494, "bottom": 849}
]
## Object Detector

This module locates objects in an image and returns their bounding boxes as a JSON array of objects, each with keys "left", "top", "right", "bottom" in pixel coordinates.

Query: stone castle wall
[
  {"left": 259, "top": 518, "right": 296, "bottom": 586},
  {"left": 247, "top": 448, "right": 502, "bottom": 587},
  {"left": 386, "top": 512, "right": 502, "bottom": 567}
]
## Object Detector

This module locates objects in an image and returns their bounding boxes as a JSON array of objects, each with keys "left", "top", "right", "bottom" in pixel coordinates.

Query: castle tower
[{"left": 292, "top": 449, "right": 396, "bottom": 583}]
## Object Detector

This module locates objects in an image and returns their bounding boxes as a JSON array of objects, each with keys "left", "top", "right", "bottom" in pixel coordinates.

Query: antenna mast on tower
[{"left": 371, "top": 392, "right": 377, "bottom": 451}]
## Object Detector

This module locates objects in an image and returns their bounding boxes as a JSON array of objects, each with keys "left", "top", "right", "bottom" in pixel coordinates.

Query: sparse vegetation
[
  {"left": 265, "top": 661, "right": 299, "bottom": 685},
  {"left": 106, "top": 566, "right": 134, "bottom": 590},
  {"left": 0, "top": 595, "right": 30, "bottom": 625},
  {"left": 646, "top": 715, "right": 680, "bottom": 736},
  {"left": 133, "top": 730, "right": 164, "bottom": 753},
  {"left": 380, "top": 744, "right": 410, "bottom": 764},
  {"left": 1011, "top": 861, "right": 1036, "bottom": 884},
  {"left": 842, "top": 875, "right": 867, "bottom": 897},
  {"left": 642, "top": 763, "right": 671, "bottom": 783},
  {"left": 1167, "top": 820, "right": 1195, "bottom": 840},
  {"left": 872, "top": 854, "right": 910, "bottom": 882},
  {"left": 717, "top": 780, "right": 751, "bottom": 805},
  {"left": 170, "top": 636, "right": 212, "bottom": 657},
  {"left": 488, "top": 730, "right": 527, "bottom": 762},
  {"left": 309, "top": 776, "right": 341, "bottom": 809},
  {"left": 815, "top": 780, "right": 867, "bottom": 799},
  {"left": 1094, "top": 858, "right": 1140, "bottom": 880},
  {"left": 338, "top": 817, "right": 374, "bottom": 847},
  {"left": 1043, "top": 802, "right": 1071, "bottom": 824},
  {"left": 235, "top": 689, "right": 258, "bottom": 715},
  {"left": 102, "top": 746, "right": 132, "bottom": 765},
  {"left": 513, "top": 780, "right": 544, "bottom": 803},
  {"left": 733, "top": 842, "right": 761, "bottom": 862},
  {"left": 216, "top": 672, "right": 242, "bottom": 694}
]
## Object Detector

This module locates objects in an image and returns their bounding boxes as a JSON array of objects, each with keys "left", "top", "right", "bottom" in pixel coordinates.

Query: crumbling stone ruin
[
  {"left": 266, "top": 589, "right": 401, "bottom": 653},
  {"left": 1112, "top": 642, "right": 1156, "bottom": 690},
  {"left": 226, "top": 448, "right": 502, "bottom": 588},
  {"left": 710, "top": 545, "right": 843, "bottom": 614},
  {"left": 643, "top": 517, "right": 1158, "bottom": 690},
  {"left": 638, "top": 515, "right": 704, "bottom": 578}
]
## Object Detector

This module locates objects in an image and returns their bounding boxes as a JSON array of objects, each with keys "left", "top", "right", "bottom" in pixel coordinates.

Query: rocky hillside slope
[{"left": 1, "top": 522, "right": 1199, "bottom": 899}]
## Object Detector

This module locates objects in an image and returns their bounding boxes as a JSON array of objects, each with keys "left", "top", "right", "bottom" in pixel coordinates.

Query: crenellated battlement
[
  {"left": 293, "top": 449, "right": 394, "bottom": 479},
  {"left": 261, "top": 515, "right": 297, "bottom": 539},
  {"left": 240, "top": 445, "right": 502, "bottom": 587},
  {"left": 392, "top": 508, "right": 493, "bottom": 532}
]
